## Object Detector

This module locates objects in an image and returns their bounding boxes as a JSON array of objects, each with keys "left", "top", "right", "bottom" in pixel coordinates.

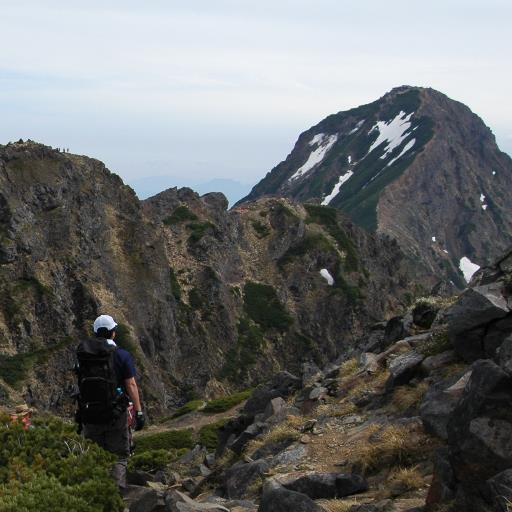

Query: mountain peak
[{"left": 237, "top": 87, "right": 512, "bottom": 288}]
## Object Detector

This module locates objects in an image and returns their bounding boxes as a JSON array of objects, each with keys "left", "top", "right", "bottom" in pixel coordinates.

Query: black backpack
[{"left": 76, "top": 337, "right": 127, "bottom": 424}]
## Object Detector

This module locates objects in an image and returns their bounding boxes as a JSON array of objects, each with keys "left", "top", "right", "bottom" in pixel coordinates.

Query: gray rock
[
  {"left": 243, "top": 372, "right": 301, "bottom": 417},
  {"left": 258, "top": 485, "right": 324, "bottom": 512},
  {"left": 270, "top": 443, "right": 308, "bottom": 466},
  {"left": 497, "top": 334, "right": 512, "bottom": 374},
  {"left": 420, "top": 387, "right": 461, "bottom": 440},
  {"left": 204, "top": 453, "right": 216, "bottom": 468},
  {"left": 385, "top": 351, "right": 424, "bottom": 389},
  {"left": 452, "top": 326, "right": 486, "bottom": 362},
  {"left": 445, "top": 283, "right": 509, "bottom": 335},
  {"left": 421, "top": 350, "right": 457, "bottom": 374},
  {"left": 178, "top": 445, "right": 207, "bottom": 465},
  {"left": 412, "top": 301, "right": 439, "bottom": 329},
  {"left": 224, "top": 459, "right": 270, "bottom": 499},
  {"left": 302, "top": 361, "right": 325, "bottom": 387},
  {"left": 199, "top": 464, "right": 211, "bottom": 477},
  {"left": 447, "top": 360, "right": 512, "bottom": 496},
  {"left": 402, "top": 332, "right": 431, "bottom": 347},
  {"left": 263, "top": 397, "right": 287, "bottom": 420},
  {"left": 273, "top": 472, "right": 368, "bottom": 499},
  {"left": 165, "top": 490, "right": 230, "bottom": 511},
  {"left": 308, "top": 387, "right": 328, "bottom": 400},
  {"left": 486, "top": 469, "right": 512, "bottom": 512},
  {"left": 359, "top": 353, "right": 380, "bottom": 373},
  {"left": 425, "top": 448, "right": 456, "bottom": 508},
  {"left": 484, "top": 315, "right": 512, "bottom": 357},
  {"left": 123, "top": 485, "right": 159, "bottom": 512},
  {"left": 349, "top": 500, "right": 395, "bottom": 512},
  {"left": 230, "top": 422, "right": 268, "bottom": 454}
]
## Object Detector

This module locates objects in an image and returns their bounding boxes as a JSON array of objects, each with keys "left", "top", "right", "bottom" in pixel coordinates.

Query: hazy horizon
[{"left": 1, "top": 1, "right": 511, "bottom": 195}]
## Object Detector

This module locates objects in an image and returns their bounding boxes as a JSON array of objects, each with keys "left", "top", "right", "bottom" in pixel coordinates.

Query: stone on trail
[
  {"left": 385, "top": 351, "right": 424, "bottom": 389},
  {"left": 258, "top": 485, "right": 324, "bottom": 512},
  {"left": 165, "top": 490, "right": 230, "bottom": 511}
]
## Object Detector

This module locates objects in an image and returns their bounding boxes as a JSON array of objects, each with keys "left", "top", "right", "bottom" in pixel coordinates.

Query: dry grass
[
  {"left": 411, "top": 295, "right": 458, "bottom": 310},
  {"left": 320, "top": 498, "right": 360, "bottom": 512},
  {"left": 338, "top": 368, "right": 390, "bottom": 403},
  {"left": 391, "top": 382, "right": 429, "bottom": 412},
  {"left": 389, "top": 466, "right": 424, "bottom": 493},
  {"left": 441, "top": 363, "right": 468, "bottom": 379},
  {"left": 315, "top": 400, "right": 358, "bottom": 418},
  {"left": 339, "top": 357, "right": 360, "bottom": 377},
  {"left": 245, "top": 421, "right": 300, "bottom": 456},
  {"left": 352, "top": 424, "right": 425, "bottom": 474}
]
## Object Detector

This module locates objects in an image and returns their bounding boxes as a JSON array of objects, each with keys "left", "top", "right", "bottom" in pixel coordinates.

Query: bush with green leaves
[
  {"left": 0, "top": 415, "right": 123, "bottom": 512},
  {"left": 127, "top": 448, "right": 187, "bottom": 472},
  {"left": 198, "top": 419, "right": 228, "bottom": 450},
  {"left": 172, "top": 400, "right": 205, "bottom": 418},
  {"left": 134, "top": 429, "right": 194, "bottom": 452},
  {"left": 203, "top": 390, "right": 252, "bottom": 413}
]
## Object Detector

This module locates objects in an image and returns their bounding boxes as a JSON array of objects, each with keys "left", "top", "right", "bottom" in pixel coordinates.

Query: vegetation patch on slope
[{"left": 243, "top": 281, "right": 293, "bottom": 332}]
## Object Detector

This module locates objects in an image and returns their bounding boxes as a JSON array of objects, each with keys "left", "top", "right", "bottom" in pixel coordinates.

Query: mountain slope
[
  {"left": 237, "top": 86, "right": 512, "bottom": 287},
  {"left": 0, "top": 140, "right": 432, "bottom": 415}
]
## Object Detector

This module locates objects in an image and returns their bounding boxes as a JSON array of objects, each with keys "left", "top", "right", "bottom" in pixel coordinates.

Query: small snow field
[
  {"left": 367, "top": 111, "right": 414, "bottom": 159},
  {"left": 321, "top": 170, "right": 354, "bottom": 205},
  {"left": 349, "top": 119, "right": 365, "bottom": 134},
  {"left": 431, "top": 236, "right": 436, "bottom": 242},
  {"left": 289, "top": 133, "right": 338, "bottom": 181},
  {"left": 459, "top": 256, "right": 480, "bottom": 283},
  {"left": 386, "top": 138, "right": 415, "bottom": 167},
  {"left": 320, "top": 268, "right": 334, "bottom": 285},
  {"left": 480, "top": 193, "right": 488, "bottom": 210}
]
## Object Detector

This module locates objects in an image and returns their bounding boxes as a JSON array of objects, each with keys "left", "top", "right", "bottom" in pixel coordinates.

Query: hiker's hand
[{"left": 135, "top": 411, "right": 145, "bottom": 431}]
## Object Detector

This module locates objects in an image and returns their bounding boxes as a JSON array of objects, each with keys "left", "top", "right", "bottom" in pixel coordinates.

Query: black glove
[{"left": 135, "top": 411, "right": 145, "bottom": 431}]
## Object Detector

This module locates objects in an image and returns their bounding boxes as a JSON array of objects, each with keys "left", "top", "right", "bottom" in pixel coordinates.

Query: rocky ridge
[
  {"left": 237, "top": 86, "right": 512, "bottom": 288},
  {"left": 117, "top": 248, "right": 512, "bottom": 511},
  {"left": 0, "top": 140, "right": 427, "bottom": 414}
]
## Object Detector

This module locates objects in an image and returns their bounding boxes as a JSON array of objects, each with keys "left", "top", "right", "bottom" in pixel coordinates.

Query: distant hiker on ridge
[{"left": 75, "top": 314, "right": 145, "bottom": 490}]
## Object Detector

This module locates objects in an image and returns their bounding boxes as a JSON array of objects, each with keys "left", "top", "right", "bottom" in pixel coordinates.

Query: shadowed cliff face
[
  {"left": 237, "top": 86, "right": 512, "bottom": 288},
  {"left": 0, "top": 141, "right": 429, "bottom": 415}
]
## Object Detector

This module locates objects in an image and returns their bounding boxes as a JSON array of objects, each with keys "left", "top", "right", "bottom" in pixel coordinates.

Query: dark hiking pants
[{"left": 83, "top": 410, "right": 129, "bottom": 488}]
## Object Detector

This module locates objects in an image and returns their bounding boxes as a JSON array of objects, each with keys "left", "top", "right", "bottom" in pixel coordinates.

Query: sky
[{"left": 1, "top": 0, "right": 511, "bottom": 200}]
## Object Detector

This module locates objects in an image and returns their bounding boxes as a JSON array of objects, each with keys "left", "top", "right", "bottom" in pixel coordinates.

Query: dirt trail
[{"left": 136, "top": 401, "right": 246, "bottom": 437}]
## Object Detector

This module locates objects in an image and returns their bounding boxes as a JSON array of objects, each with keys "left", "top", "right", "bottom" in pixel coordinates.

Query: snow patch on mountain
[
  {"left": 480, "top": 193, "right": 488, "bottom": 210},
  {"left": 290, "top": 134, "right": 338, "bottom": 181},
  {"left": 320, "top": 268, "right": 334, "bottom": 285},
  {"left": 386, "top": 138, "right": 416, "bottom": 167},
  {"left": 367, "top": 111, "right": 414, "bottom": 159},
  {"left": 321, "top": 171, "right": 354, "bottom": 205},
  {"left": 349, "top": 120, "right": 365, "bottom": 134},
  {"left": 459, "top": 256, "right": 480, "bottom": 283}
]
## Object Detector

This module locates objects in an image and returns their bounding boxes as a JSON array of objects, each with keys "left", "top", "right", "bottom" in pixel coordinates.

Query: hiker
[
  {"left": 76, "top": 314, "right": 145, "bottom": 490},
  {"left": 10, "top": 404, "right": 33, "bottom": 430}
]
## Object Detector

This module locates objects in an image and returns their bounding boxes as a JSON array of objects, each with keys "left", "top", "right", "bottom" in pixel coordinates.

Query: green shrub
[
  {"left": 169, "top": 267, "right": 182, "bottom": 301},
  {"left": 172, "top": 400, "right": 205, "bottom": 418},
  {"left": 128, "top": 449, "right": 176, "bottom": 472},
  {"left": 0, "top": 353, "right": 37, "bottom": 387},
  {"left": 134, "top": 429, "right": 194, "bottom": 452},
  {"left": 187, "top": 222, "right": 215, "bottom": 244},
  {"left": 304, "top": 204, "right": 359, "bottom": 272},
  {"left": 203, "top": 390, "right": 252, "bottom": 413},
  {"left": 114, "top": 323, "right": 138, "bottom": 353},
  {"left": 220, "top": 317, "right": 265, "bottom": 382},
  {"left": 243, "top": 281, "right": 292, "bottom": 332},
  {"left": 198, "top": 419, "right": 228, "bottom": 450},
  {"left": 278, "top": 234, "right": 335, "bottom": 268},
  {"left": 420, "top": 329, "right": 451, "bottom": 357},
  {"left": 0, "top": 416, "right": 123, "bottom": 512},
  {"left": 163, "top": 205, "right": 198, "bottom": 225},
  {"left": 251, "top": 220, "right": 270, "bottom": 238}
]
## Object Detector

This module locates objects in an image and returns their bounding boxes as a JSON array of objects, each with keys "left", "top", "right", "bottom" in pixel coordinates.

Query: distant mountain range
[{"left": 237, "top": 86, "right": 512, "bottom": 288}]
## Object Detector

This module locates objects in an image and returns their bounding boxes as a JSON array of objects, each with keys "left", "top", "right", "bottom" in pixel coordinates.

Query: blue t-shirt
[{"left": 113, "top": 348, "right": 136, "bottom": 387}]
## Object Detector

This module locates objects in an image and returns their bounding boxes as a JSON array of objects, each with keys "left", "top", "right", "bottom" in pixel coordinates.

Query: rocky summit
[
  {"left": 237, "top": 86, "right": 512, "bottom": 289},
  {"left": 0, "top": 140, "right": 428, "bottom": 415}
]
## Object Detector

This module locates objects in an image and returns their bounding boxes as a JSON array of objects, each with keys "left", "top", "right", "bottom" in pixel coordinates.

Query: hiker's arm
[{"left": 124, "top": 377, "right": 142, "bottom": 412}]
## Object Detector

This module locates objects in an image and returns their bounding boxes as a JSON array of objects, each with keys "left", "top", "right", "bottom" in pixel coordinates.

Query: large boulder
[
  {"left": 242, "top": 372, "right": 301, "bottom": 417},
  {"left": 223, "top": 459, "right": 270, "bottom": 499},
  {"left": 445, "top": 283, "right": 509, "bottom": 335},
  {"left": 484, "top": 315, "right": 512, "bottom": 358},
  {"left": 258, "top": 484, "right": 324, "bottom": 512},
  {"left": 272, "top": 472, "right": 367, "bottom": 499},
  {"left": 385, "top": 351, "right": 424, "bottom": 389},
  {"left": 122, "top": 485, "right": 159, "bottom": 512},
  {"left": 165, "top": 490, "right": 230, "bottom": 511},
  {"left": 445, "top": 360, "right": 512, "bottom": 510},
  {"left": 485, "top": 469, "right": 512, "bottom": 512}
]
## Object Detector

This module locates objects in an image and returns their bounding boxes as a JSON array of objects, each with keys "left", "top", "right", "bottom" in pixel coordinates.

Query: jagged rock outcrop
[
  {"left": 0, "top": 140, "right": 428, "bottom": 414},
  {"left": 237, "top": 86, "right": 512, "bottom": 288}
]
